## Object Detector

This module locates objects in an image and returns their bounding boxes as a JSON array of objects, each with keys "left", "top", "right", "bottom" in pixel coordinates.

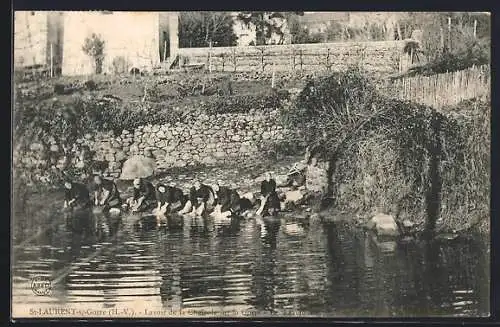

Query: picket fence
[{"left": 388, "top": 65, "right": 490, "bottom": 109}]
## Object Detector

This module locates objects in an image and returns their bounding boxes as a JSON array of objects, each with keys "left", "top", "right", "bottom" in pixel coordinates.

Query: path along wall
[{"left": 27, "top": 110, "right": 288, "bottom": 179}]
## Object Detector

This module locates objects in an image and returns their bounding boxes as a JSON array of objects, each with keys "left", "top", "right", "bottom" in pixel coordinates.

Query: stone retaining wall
[
  {"left": 19, "top": 109, "right": 289, "bottom": 180},
  {"left": 178, "top": 40, "right": 408, "bottom": 73}
]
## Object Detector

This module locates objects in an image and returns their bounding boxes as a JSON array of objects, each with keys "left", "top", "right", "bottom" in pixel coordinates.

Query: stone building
[
  {"left": 61, "top": 11, "right": 167, "bottom": 75},
  {"left": 14, "top": 11, "right": 64, "bottom": 70},
  {"left": 159, "top": 12, "right": 179, "bottom": 62},
  {"left": 14, "top": 11, "right": 180, "bottom": 76}
]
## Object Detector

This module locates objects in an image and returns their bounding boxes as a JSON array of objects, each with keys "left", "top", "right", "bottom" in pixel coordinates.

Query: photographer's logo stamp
[{"left": 31, "top": 276, "right": 52, "bottom": 296}]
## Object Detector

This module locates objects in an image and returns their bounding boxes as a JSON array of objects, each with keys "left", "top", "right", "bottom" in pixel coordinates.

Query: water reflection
[
  {"left": 11, "top": 196, "right": 490, "bottom": 317},
  {"left": 251, "top": 218, "right": 280, "bottom": 314}
]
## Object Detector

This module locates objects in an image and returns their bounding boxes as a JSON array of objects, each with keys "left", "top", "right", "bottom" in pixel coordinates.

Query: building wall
[
  {"left": 158, "top": 12, "right": 179, "bottom": 60},
  {"left": 98, "top": 111, "right": 286, "bottom": 177},
  {"left": 14, "top": 11, "right": 48, "bottom": 67},
  {"left": 159, "top": 12, "right": 170, "bottom": 61},
  {"left": 14, "top": 11, "right": 65, "bottom": 69},
  {"left": 61, "top": 11, "right": 161, "bottom": 76}
]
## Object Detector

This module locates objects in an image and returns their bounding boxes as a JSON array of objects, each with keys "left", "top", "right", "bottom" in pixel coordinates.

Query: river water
[{"left": 11, "top": 192, "right": 490, "bottom": 318}]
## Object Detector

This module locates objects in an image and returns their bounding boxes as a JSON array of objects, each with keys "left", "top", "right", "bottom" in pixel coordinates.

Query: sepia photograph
[{"left": 11, "top": 11, "right": 491, "bottom": 319}]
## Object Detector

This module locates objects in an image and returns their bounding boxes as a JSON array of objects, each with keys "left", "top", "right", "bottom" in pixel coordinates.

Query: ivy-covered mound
[{"left": 282, "top": 67, "right": 489, "bottom": 234}]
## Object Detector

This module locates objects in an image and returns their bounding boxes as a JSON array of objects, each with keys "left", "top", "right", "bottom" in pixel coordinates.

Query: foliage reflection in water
[{"left": 12, "top": 198, "right": 490, "bottom": 318}]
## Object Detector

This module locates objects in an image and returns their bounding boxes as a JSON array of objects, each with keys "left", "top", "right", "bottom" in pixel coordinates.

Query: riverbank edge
[{"left": 13, "top": 157, "right": 491, "bottom": 243}]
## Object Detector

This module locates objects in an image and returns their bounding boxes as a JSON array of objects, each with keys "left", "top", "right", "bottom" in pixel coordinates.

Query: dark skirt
[
  {"left": 135, "top": 199, "right": 157, "bottom": 213},
  {"left": 237, "top": 198, "right": 254, "bottom": 212},
  {"left": 218, "top": 190, "right": 242, "bottom": 213},
  {"left": 263, "top": 192, "right": 280, "bottom": 217},
  {"left": 103, "top": 196, "right": 122, "bottom": 212},
  {"left": 168, "top": 198, "right": 187, "bottom": 213},
  {"left": 68, "top": 206, "right": 94, "bottom": 235}
]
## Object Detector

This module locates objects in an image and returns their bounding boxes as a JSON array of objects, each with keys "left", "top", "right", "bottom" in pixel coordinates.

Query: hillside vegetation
[{"left": 282, "top": 67, "right": 489, "bottom": 235}]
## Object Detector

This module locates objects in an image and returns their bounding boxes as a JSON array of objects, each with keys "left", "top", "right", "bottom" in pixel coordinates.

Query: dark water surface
[{"left": 12, "top": 193, "right": 490, "bottom": 318}]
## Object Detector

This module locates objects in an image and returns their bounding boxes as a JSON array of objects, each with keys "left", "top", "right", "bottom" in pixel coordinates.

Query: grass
[
  {"left": 331, "top": 99, "right": 489, "bottom": 234},
  {"left": 15, "top": 71, "right": 308, "bottom": 103},
  {"left": 438, "top": 99, "right": 490, "bottom": 234},
  {"left": 282, "top": 68, "right": 490, "bottom": 235}
]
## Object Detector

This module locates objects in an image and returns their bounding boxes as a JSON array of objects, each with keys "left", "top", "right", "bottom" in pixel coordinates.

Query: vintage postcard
[{"left": 11, "top": 11, "right": 491, "bottom": 319}]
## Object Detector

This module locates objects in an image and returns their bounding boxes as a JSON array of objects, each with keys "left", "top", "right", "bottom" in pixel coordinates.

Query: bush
[
  {"left": 84, "top": 80, "right": 98, "bottom": 91},
  {"left": 398, "top": 37, "right": 490, "bottom": 78},
  {"left": 263, "top": 139, "right": 306, "bottom": 160},
  {"left": 155, "top": 73, "right": 229, "bottom": 97},
  {"left": 15, "top": 97, "right": 174, "bottom": 147},
  {"left": 438, "top": 99, "right": 490, "bottom": 234},
  {"left": 53, "top": 84, "right": 65, "bottom": 95},
  {"left": 282, "top": 66, "right": 378, "bottom": 152},
  {"left": 201, "top": 89, "right": 290, "bottom": 115},
  {"left": 283, "top": 67, "right": 489, "bottom": 234}
]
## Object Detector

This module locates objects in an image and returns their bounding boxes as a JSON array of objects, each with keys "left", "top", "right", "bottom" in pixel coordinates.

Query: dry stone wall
[
  {"left": 178, "top": 40, "right": 407, "bottom": 74},
  {"left": 72, "top": 110, "right": 287, "bottom": 178}
]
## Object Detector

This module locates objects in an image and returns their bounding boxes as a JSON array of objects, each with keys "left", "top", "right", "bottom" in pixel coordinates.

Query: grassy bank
[{"left": 283, "top": 67, "right": 490, "bottom": 234}]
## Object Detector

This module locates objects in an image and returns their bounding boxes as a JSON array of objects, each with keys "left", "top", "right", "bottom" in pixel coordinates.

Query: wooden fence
[{"left": 386, "top": 65, "right": 490, "bottom": 109}]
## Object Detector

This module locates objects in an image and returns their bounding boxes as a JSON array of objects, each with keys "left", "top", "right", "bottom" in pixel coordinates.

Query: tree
[
  {"left": 237, "top": 12, "right": 303, "bottom": 45},
  {"left": 179, "top": 12, "right": 238, "bottom": 47},
  {"left": 394, "top": 12, "right": 490, "bottom": 76},
  {"left": 396, "top": 12, "right": 490, "bottom": 62},
  {"left": 287, "top": 12, "right": 316, "bottom": 44},
  {"left": 82, "top": 33, "right": 105, "bottom": 74}
]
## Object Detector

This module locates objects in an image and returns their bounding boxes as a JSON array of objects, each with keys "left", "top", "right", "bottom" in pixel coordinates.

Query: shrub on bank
[
  {"left": 438, "top": 99, "right": 490, "bottom": 234},
  {"left": 262, "top": 138, "right": 307, "bottom": 161},
  {"left": 201, "top": 89, "right": 290, "bottom": 115},
  {"left": 283, "top": 67, "right": 489, "bottom": 234},
  {"left": 396, "top": 38, "right": 490, "bottom": 78}
]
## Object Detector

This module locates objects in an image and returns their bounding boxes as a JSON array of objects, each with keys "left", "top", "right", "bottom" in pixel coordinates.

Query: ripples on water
[{"left": 12, "top": 203, "right": 490, "bottom": 318}]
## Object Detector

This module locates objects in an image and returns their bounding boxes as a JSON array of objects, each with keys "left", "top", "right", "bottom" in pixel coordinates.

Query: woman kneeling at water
[
  {"left": 256, "top": 172, "right": 281, "bottom": 217},
  {"left": 126, "top": 178, "right": 156, "bottom": 213},
  {"left": 153, "top": 183, "right": 186, "bottom": 225},
  {"left": 64, "top": 178, "right": 92, "bottom": 210},
  {"left": 211, "top": 183, "right": 242, "bottom": 218},
  {"left": 91, "top": 175, "right": 122, "bottom": 215},
  {"left": 63, "top": 178, "right": 93, "bottom": 235},
  {"left": 179, "top": 180, "right": 215, "bottom": 217}
]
